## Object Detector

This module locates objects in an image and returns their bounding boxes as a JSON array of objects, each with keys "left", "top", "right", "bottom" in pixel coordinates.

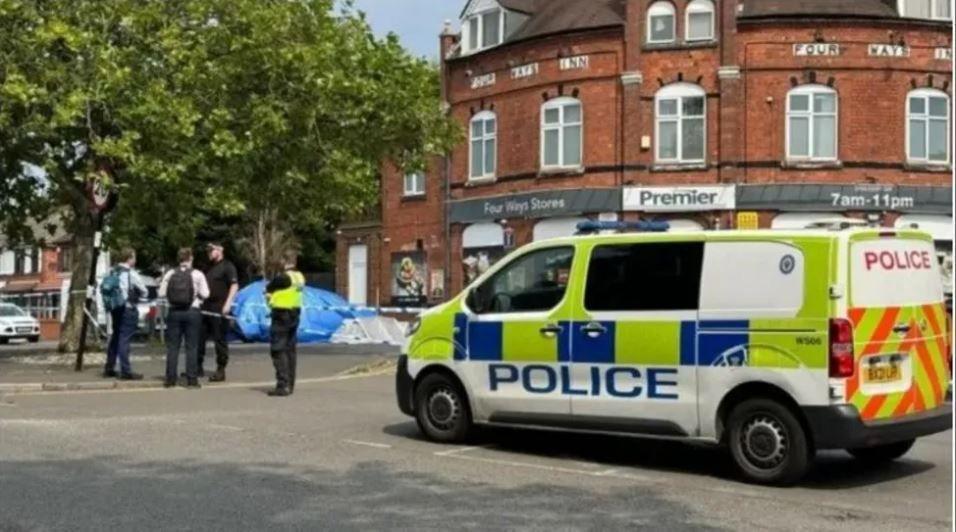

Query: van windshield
[{"left": 851, "top": 238, "right": 944, "bottom": 308}]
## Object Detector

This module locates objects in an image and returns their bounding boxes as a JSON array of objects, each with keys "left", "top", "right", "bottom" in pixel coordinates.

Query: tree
[{"left": 0, "top": 0, "right": 457, "bottom": 353}]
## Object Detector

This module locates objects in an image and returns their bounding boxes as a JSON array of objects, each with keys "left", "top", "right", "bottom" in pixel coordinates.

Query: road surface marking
[
  {"left": 11, "top": 369, "right": 392, "bottom": 397},
  {"left": 433, "top": 444, "right": 491, "bottom": 457},
  {"left": 208, "top": 424, "right": 244, "bottom": 432},
  {"left": 343, "top": 439, "right": 393, "bottom": 449}
]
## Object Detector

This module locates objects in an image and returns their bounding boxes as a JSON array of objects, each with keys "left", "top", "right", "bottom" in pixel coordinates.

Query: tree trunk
[{"left": 58, "top": 211, "right": 101, "bottom": 353}]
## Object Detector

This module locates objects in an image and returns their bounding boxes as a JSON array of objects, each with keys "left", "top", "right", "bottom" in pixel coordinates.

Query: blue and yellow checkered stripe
[{"left": 453, "top": 314, "right": 755, "bottom": 366}]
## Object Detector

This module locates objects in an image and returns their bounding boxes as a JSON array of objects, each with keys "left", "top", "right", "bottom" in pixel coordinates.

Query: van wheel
[
  {"left": 414, "top": 373, "right": 472, "bottom": 443},
  {"left": 727, "top": 398, "right": 811, "bottom": 486},
  {"left": 28, "top": 336, "right": 40, "bottom": 343},
  {"left": 847, "top": 439, "right": 915, "bottom": 462}
]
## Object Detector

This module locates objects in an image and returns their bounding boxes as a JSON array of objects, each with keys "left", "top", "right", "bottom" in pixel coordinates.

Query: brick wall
[{"left": 344, "top": 3, "right": 953, "bottom": 305}]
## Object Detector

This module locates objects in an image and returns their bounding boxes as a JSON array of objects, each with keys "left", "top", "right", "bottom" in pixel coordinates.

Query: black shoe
[
  {"left": 119, "top": 372, "right": 143, "bottom": 381},
  {"left": 267, "top": 388, "right": 290, "bottom": 397},
  {"left": 208, "top": 369, "right": 226, "bottom": 382},
  {"left": 163, "top": 379, "right": 176, "bottom": 388},
  {"left": 186, "top": 379, "right": 201, "bottom": 389},
  {"left": 103, "top": 369, "right": 118, "bottom": 378}
]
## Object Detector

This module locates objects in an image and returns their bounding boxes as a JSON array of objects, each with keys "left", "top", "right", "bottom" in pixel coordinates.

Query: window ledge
[
  {"left": 651, "top": 162, "right": 708, "bottom": 172},
  {"left": 903, "top": 162, "right": 952, "bottom": 173},
  {"left": 642, "top": 40, "right": 718, "bottom": 52},
  {"left": 538, "top": 166, "right": 585, "bottom": 178},
  {"left": 465, "top": 177, "right": 497, "bottom": 188},
  {"left": 400, "top": 194, "right": 427, "bottom": 203},
  {"left": 781, "top": 160, "right": 843, "bottom": 170}
]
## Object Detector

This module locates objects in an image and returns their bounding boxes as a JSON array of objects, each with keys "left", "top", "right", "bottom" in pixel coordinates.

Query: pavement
[
  {"left": 0, "top": 365, "right": 952, "bottom": 531},
  {"left": 0, "top": 342, "right": 399, "bottom": 392}
]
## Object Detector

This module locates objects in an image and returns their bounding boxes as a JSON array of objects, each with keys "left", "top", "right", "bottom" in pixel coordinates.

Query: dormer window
[
  {"left": 899, "top": 0, "right": 952, "bottom": 20},
  {"left": 463, "top": 8, "right": 504, "bottom": 53}
]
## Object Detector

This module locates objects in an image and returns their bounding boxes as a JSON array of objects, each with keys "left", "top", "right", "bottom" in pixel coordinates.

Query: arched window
[
  {"left": 786, "top": 85, "right": 838, "bottom": 161},
  {"left": 469, "top": 111, "right": 497, "bottom": 180},
  {"left": 906, "top": 88, "right": 950, "bottom": 165},
  {"left": 647, "top": 2, "right": 676, "bottom": 44},
  {"left": 686, "top": 0, "right": 715, "bottom": 41},
  {"left": 541, "top": 97, "right": 583, "bottom": 169},
  {"left": 655, "top": 83, "right": 706, "bottom": 163}
]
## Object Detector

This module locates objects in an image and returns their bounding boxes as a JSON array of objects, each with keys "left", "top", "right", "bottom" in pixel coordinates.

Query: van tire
[
  {"left": 727, "top": 398, "right": 811, "bottom": 486},
  {"left": 847, "top": 439, "right": 915, "bottom": 462},
  {"left": 414, "top": 372, "right": 472, "bottom": 444},
  {"left": 28, "top": 335, "right": 40, "bottom": 343}
]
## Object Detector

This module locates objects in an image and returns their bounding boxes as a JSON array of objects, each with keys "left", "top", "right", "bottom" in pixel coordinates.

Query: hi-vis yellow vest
[{"left": 269, "top": 270, "right": 305, "bottom": 309}]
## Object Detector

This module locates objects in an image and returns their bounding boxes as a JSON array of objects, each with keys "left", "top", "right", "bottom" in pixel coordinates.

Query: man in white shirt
[{"left": 159, "top": 247, "right": 210, "bottom": 388}]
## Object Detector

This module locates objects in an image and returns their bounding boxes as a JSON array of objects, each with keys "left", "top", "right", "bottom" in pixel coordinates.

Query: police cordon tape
[{"left": 68, "top": 290, "right": 426, "bottom": 317}]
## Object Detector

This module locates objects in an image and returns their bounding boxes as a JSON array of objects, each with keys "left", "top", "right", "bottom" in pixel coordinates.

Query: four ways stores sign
[{"left": 449, "top": 189, "right": 622, "bottom": 223}]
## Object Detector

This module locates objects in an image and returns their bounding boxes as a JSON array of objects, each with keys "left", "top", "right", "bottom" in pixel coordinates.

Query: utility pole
[{"left": 75, "top": 171, "right": 112, "bottom": 372}]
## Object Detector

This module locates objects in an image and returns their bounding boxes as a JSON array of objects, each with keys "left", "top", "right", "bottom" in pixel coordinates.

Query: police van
[{"left": 395, "top": 223, "right": 953, "bottom": 484}]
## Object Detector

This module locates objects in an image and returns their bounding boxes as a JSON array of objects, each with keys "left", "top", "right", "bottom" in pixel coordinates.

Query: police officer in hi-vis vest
[{"left": 265, "top": 250, "right": 306, "bottom": 397}]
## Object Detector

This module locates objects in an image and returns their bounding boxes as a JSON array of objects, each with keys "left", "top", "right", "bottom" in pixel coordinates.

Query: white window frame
[
  {"left": 540, "top": 97, "right": 584, "bottom": 170},
  {"left": 469, "top": 111, "right": 497, "bottom": 181},
  {"left": 685, "top": 0, "right": 715, "bottom": 42},
  {"left": 647, "top": 1, "right": 677, "bottom": 44},
  {"left": 655, "top": 83, "right": 707, "bottom": 164},
  {"left": 906, "top": 88, "right": 951, "bottom": 165},
  {"left": 403, "top": 171, "right": 425, "bottom": 197},
  {"left": 462, "top": 8, "right": 505, "bottom": 54},
  {"left": 898, "top": 0, "right": 952, "bottom": 20},
  {"left": 785, "top": 85, "right": 839, "bottom": 162}
]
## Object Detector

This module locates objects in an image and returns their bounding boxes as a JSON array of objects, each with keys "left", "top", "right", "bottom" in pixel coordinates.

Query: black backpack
[{"left": 167, "top": 269, "right": 195, "bottom": 309}]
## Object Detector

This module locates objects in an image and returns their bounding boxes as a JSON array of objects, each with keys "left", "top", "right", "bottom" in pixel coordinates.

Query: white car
[{"left": 0, "top": 303, "right": 41, "bottom": 344}]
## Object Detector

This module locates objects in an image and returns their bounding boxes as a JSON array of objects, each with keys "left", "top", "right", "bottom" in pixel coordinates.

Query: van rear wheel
[
  {"left": 727, "top": 398, "right": 811, "bottom": 486},
  {"left": 847, "top": 439, "right": 915, "bottom": 462},
  {"left": 414, "top": 372, "right": 472, "bottom": 443}
]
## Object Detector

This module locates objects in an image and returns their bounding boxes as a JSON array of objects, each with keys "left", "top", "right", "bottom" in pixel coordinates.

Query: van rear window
[{"left": 851, "top": 239, "right": 944, "bottom": 308}]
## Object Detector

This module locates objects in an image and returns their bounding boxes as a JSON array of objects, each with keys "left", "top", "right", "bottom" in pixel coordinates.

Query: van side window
[
  {"left": 469, "top": 247, "right": 574, "bottom": 314},
  {"left": 585, "top": 242, "right": 704, "bottom": 311}
]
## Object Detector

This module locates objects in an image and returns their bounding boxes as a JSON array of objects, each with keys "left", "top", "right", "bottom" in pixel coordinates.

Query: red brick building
[{"left": 337, "top": 0, "right": 953, "bottom": 308}]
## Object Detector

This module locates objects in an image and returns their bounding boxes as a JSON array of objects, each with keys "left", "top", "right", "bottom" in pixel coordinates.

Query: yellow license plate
[{"left": 865, "top": 365, "right": 901, "bottom": 383}]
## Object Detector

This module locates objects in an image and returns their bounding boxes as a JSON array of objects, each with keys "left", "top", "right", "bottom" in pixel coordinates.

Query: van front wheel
[
  {"left": 414, "top": 373, "right": 472, "bottom": 443},
  {"left": 727, "top": 398, "right": 811, "bottom": 486},
  {"left": 847, "top": 439, "right": 915, "bottom": 462}
]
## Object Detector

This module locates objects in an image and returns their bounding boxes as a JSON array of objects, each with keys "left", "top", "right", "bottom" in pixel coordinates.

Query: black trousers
[
  {"left": 198, "top": 313, "right": 229, "bottom": 370},
  {"left": 166, "top": 308, "right": 202, "bottom": 381},
  {"left": 270, "top": 309, "right": 300, "bottom": 391}
]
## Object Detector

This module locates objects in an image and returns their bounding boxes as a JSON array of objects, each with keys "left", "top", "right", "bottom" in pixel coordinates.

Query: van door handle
[
  {"left": 893, "top": 324, "right": 911, "bottom": 335},
  {"left": 581, "top": 322, "right": 607, "bottom": 338},
  {"left": 540, "top": 324, "right": 563, "bottom": 337}
]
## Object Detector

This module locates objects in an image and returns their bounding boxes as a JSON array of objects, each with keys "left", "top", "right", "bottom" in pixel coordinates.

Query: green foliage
[{"left": 0, "top": 0, "right": 458, "bottom": 259}]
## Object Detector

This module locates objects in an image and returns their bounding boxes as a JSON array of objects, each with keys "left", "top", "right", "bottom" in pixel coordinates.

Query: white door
[{"left": 348, "top": 245, "right": 368, "bottom": 305}]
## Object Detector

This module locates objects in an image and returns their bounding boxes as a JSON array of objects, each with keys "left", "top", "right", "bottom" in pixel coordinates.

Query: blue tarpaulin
[{"left": 230, "top": 281, "right": 370, "bottom": 343}]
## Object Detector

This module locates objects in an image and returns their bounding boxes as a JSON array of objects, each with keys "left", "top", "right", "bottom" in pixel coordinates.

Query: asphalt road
[{"left": 0, "top": 371, "right": 952, "bottom": 531}]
